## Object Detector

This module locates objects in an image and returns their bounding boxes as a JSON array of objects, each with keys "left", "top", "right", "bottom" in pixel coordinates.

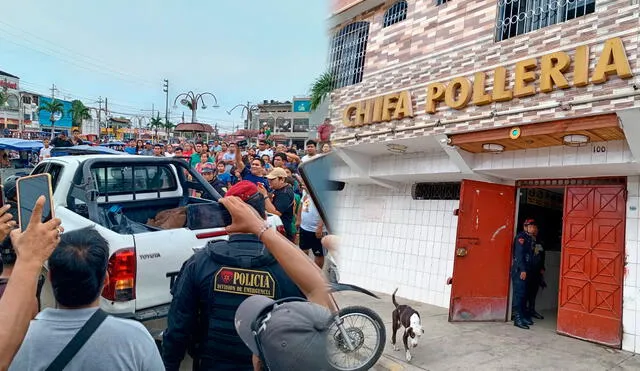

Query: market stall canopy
[
  {"left": 0, "top": 138, "right": 43, "bottom": 151},
  {"left": 174, "top": 123, "right": 214, "bottom": 133}
]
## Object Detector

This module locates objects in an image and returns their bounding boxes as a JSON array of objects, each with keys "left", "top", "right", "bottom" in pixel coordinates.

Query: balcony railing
[{"left": 496, "top": 0, "right": 596, "bottom": 42}]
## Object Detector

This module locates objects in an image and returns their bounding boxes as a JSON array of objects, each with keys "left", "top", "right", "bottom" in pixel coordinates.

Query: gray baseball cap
[{"left": 234, "top": 295, "right": 334, "bottom": 371}]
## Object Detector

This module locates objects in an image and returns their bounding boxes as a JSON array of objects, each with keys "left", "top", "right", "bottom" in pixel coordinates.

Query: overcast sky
[{"left": 0, "top": 0, "right": 329, "bottom": 131}]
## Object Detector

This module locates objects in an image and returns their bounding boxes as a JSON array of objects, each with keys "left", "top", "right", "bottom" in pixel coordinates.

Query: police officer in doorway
[
  {"left": 512, "top": 218, "right": 536, "bottom": 329},
  {"left": 526, "top": 220, "right": 546, "bottom": 320},
  {"left": 162, "top": 181, "right": 304, "bottom": 371}
]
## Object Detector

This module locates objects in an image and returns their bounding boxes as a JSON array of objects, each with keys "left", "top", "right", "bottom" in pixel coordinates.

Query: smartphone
[
  {"left": 186, "top": 202, "right": 232, "bottom": 230},
  {"left": 298, "top": 153, "right": 345, "bottom": 234},
  {"left": 16, "top": 173, "right": 54, "bottom": 231},
  {"left": 0, "top": 184, "right": 4, "bottom": 208}
]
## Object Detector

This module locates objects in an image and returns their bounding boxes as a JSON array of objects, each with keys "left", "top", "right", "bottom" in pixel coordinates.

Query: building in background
[
  {"left": 0, "top": 70, "right": 22, "bottom": 131},
  {"left": 327, "top": 0, "right": 640, "bottom": 354},
  {"left": 256, "top": 97, "right": 316, "bottom": 149},
  {"left": 38, "top": 96, "right": 74, "bottom": 135}
]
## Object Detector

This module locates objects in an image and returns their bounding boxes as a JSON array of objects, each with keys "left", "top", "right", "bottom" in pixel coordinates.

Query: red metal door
[
  {"left": 558, "top": 186, "right": 625, "bottom": 348},
  {"left": 449, "top": 180, "right": 516, "bottom": 322}
]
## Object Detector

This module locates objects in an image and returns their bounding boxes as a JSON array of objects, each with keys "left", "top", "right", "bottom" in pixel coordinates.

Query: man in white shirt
[
  {"left": 164, "top": 144, "right": 175, "bottom": 157},
  {"left": 39, "top": 138, "right": 52, "bottom": 161},
  {"left": 298, "top": 190, "right": 326, "bottom": 268},
  {"left": 256, "top": 140, "right": 273, "bottom": 159},
  {"left": 301, "top": 140, "right": 319, "bottom": 163}
]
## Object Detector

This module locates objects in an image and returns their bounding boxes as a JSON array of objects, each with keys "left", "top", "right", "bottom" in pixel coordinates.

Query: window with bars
[
  {"left": 496, "top": 0, "right": 596, "bottom": 41},
  {"left": 412, "top": 182, "right": 461, "bottom": 200},
  {"left": 436, "top": 0, "right": 450, "bottom": 5},
  {"left": 383, "top": 1, "right": 408, "bottom": 28},
  {"left": 328, "top": 21, "right": 370, "bottom": 89}
]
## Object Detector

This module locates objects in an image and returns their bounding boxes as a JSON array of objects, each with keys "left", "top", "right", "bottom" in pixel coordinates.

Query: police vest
[{"left": 195, "top": 239, "right": 304, "bottom": 370}]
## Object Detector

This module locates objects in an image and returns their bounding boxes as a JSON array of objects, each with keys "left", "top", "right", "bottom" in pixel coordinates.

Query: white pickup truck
[{"left": 36, "top": 154, "right": 284, "bottom": 322}]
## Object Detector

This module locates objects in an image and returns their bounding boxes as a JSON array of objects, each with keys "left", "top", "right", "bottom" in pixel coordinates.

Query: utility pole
[
  {"left": 163, "top": 79, "right": 169, "bottom": 124},
  {"left": 50, "top": 84, "right": 58, "bottom": 99},
  {"left": 97, "top": 97, "right": 104, "bottom": 141}
]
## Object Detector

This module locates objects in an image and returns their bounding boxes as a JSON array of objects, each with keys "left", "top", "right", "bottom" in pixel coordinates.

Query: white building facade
[{"left": 327, "top": 0, "right": 640, "bottom": 353}]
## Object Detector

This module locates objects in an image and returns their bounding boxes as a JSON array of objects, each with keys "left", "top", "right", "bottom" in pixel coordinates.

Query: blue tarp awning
[{"left": 0, "top": 139, "right": 43, "bottom": 151}]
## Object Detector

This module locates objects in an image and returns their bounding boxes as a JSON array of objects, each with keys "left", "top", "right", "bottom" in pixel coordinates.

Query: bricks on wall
[{"left": 328, "top": 0, "right": 640, "bottom": 147}]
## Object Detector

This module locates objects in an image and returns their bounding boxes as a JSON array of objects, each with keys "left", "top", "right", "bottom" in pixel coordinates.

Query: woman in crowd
[
  {"left": 135, "top": 140, "right": 144, "bottom": 154},
  {"left": 194, "top": 152, "right": 211, "bottom": 173},
  {"left": 321, "top": 142, "right": 332, "bottom": 154},
  {"left": 262, "top": 154, "right": 272, "bottom": 172}
]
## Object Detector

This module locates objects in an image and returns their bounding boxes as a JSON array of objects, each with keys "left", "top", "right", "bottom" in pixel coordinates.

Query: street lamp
[
  {"left": 227, "top": 103, "right": 258, "bottom": 129},
  {"left": 172, "top": 91, "right": 219, "bottom": 123}
]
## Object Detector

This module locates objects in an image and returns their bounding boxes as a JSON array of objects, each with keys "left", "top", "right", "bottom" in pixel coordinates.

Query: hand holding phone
[{"left": 17, "top": 174, "right": 55, "bottom": 232}]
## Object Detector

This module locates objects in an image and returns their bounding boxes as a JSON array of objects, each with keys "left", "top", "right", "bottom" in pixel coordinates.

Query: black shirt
[{"left": 272, "top": 185, "right": 295, "bottom": 238}]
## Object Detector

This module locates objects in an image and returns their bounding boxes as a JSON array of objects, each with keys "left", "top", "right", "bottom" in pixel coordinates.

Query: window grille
[
  {"left": 412, "top": 182, "right": 461, "bottom": 200},
  {"left": 383, "top": 1, "right": 408, "bottom": 28},
  {"left": 496, "top": 0, "right": 596, "bottom": 42},
  {"left": 329, "top": 21, "right": 370, "bottom": 89},
  {"left": 436, "top": 0, "right": 450, "bottom": 5}
]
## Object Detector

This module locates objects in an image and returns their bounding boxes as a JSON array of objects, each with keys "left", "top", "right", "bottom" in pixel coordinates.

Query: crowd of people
[{"left": 0, "top": 120, "right": 341, "bottom": 370}]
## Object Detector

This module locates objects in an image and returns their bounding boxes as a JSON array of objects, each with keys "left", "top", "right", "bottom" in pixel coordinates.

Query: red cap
[
  {"left": 524, "top": 219, "right": 537, "bottom": 226},
  {"left": 225, "top": 180, "right": 259, "bottom": 202}
]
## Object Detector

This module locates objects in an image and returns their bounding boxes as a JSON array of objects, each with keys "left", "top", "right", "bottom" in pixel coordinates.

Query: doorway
[
  {"left": 450, "top": 178, "right": 626, "bottom": 349},
  {"left": 511, "top": 181, "right": 626, "bottom": 348},
  {"left": 512, "top": 187, "right": 564, "bottom": 330}
]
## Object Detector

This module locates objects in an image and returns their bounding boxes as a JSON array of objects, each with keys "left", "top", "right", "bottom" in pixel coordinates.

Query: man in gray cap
[{"left": 235, "top": 295, "right": 333, "bottom": 371}]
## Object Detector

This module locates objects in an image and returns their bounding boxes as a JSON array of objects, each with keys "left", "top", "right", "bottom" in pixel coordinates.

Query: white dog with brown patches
[{"left": 391, "top": 288, "right": 424, "bottom": 362}]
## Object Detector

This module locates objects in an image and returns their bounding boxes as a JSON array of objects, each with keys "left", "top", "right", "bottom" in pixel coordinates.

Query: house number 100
[{"left": 593, "top": 146, "right": 607, "bottom": 153}]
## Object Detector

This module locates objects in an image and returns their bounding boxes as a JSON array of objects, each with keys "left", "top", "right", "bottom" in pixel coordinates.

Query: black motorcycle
[{"left": 326, "top": 282, "right": 387, "bottom": 371}]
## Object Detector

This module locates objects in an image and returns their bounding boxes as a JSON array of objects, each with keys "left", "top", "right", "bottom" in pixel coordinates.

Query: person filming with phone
[{"left": 162, "top": 181, "right": 305, "bottom": 371}]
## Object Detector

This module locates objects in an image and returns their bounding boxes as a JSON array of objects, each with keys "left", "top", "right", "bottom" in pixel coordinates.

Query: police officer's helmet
[{"left": 3, "top": 175, "right": 19, "bottom": 201}]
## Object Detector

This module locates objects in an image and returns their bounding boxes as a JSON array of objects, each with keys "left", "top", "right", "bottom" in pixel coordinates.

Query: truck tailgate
[{"left": 132, "top": 226, "right": 228, "bottom": 310}]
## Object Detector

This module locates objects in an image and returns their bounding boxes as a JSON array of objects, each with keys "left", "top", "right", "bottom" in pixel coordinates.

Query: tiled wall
[
  {"left": 334, "top": 182, "right": 458, "bottom": 307},
  {"left": 623, "top": 176, "right": 640, "bottom": 353},
  {"left": 329, "top": 0, "right": 640, "bottom": 147}
]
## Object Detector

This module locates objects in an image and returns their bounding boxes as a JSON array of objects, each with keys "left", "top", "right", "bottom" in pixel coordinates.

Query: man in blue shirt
[{"left": 234, "top": 148, "right": 270, "bottom": 191}]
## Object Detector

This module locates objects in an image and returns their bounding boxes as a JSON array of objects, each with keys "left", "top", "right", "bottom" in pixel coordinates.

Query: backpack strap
[{"left": 45, "top": 309, "right": 109, "bottom": 371}]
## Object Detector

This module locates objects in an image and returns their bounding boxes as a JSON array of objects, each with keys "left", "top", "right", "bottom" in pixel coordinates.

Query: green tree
[
  {"left": 310, "top": 71, "right": 334, "bottom": 111},
  {"left": 38, "top": 99, "right": 65, "bottom": 139},
  {"left": 0, "top": 88, "right": 8, "bottom": 108},
  {"left": 149, "top": 114, "right": 163, "bottom": 141},
  {"left": 163, "top": 120, "right": 175, "bottom": 137},
  {"left": 68, "top": 100, "right": 91, "bottom": 132}
]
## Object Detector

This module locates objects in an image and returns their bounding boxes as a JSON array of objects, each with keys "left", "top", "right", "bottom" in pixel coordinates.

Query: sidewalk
[{"left": 334, "top": 291, "right": 640, "bottom": 371}]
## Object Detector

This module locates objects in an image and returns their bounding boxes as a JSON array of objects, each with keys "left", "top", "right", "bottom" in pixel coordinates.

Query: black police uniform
[
  {"left": 162, "top": 234, "right": 304, "bottom": 371},
  {"left": 526, "top": 238, "right": 546, "bottom": 319},
  {"left": 511, "top": 231, "right": 534, "bottom": 329}
]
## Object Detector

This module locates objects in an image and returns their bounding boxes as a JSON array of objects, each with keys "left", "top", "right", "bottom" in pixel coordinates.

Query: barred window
[
  {"left": 436, "top": 0, "right": 450, "bottom": 5},
  {"left": 412, "top": 182, "right": 461, "bottom": 200},
  {"left": 383, "top": 1, "right": 407, "bottom": 28},
  {"left": 496, "top": 0, "right": 595, "bottom": 42},
  {"left": 329, "top": 21, "right": 370, "bottom": 89}
]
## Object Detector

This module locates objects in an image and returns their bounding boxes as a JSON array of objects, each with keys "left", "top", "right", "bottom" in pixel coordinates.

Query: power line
[{"left": 0, "top": 27, "right": 158, "bottom": 88}]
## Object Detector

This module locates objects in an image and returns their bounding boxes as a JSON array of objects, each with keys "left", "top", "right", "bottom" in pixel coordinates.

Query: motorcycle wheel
[{"left": 327, "top": 306, "right": 386, "bottom": 371}]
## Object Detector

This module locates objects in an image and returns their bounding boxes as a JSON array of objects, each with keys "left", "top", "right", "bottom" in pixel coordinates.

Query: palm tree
[
  {"left": 310, "top": 71, "right": 334, "bottom": 111},
  {"left": 0, "top": 88, "right": 8, "bottom": 108},
  {"left": 38, "top": 99, "right": 65, "bottom": 139},
  {"left": 163, "top": 120, "right": 175, "bottom": 137},
  {"left": 68, "top": 100, "right": 92, "bottom": 132},
  {"left": 149, "top": 114, "right": 163, "bottom": 142}
]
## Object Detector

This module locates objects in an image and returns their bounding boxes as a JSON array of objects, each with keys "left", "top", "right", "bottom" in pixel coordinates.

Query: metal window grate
[
  {"left": 329, "top": 21, "right": 370, "bottom": 89},
  {"left": 383, "top": 1, "right": 408, "bottom": 28},
  {"left": 412, "top": 182, "right": 461, "bottom": 200},
  {"left": 496, "top": 0, "right": 596, "bottom": 42},
  {"left": 436, "top": 0, "right": 450, "bottom": 5},
  {"left": 515, "top": 177, "right": 626, "bottom": 187}
]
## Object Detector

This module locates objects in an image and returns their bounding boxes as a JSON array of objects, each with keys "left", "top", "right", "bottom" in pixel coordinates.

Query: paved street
[{"left": 333, "top": 291, "right": 640, "bottom": 371}]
